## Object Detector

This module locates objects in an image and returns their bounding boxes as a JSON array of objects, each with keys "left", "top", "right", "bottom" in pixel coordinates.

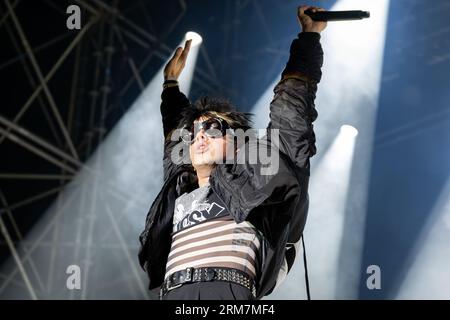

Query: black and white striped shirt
[{"left": 164, "top": 185, "right": 262, "bottom": 280}]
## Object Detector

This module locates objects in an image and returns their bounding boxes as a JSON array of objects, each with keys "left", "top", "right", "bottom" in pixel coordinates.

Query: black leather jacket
[{"left": 138, "top": 32, "right": 324, "bottom": 299}]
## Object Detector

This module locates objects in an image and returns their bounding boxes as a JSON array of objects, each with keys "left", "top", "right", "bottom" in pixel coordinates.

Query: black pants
[{"left": 161, "top": 281, "right": 255, "bottom": 300}]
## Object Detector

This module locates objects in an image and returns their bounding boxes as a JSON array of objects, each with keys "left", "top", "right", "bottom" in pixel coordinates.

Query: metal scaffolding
[{"left": 0, "top": 0, "right": 225, "bottom": 299}]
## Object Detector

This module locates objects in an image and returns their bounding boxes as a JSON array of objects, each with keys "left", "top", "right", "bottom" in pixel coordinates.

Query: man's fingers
[
  {"left": 184, "top": 39, "right": 192, "bottom": 50},
  {"left": 299, "top": 5, "right": 325, "bottom": 14},
  {"left": 172, "top": 47, "right": 183, "bottom": 61},
  {"left": 296, "top": 4, "right": 327, "bottom": 33},
  {"left": 298, "top": 5, "right": 312, "bottom": 16},
  {"left": 311, "top": 6, "right": 325, "bottom": 12},
  {"left": 180, "top": 39, "right": 192, "bottom": 62},
  {"left": 182, "top": 39, "right": 192, "bottom": 56}
]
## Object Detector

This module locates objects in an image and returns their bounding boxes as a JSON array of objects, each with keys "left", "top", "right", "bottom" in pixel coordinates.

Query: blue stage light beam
[{"left": 253, "top": 0, "right": 390, "bottom": 299}]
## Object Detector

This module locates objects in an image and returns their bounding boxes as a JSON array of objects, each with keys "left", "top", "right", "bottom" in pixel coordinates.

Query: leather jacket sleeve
[
  {"left": 267, "top": 32, "right": 323, "bottom": 174},
  {"left": 160, "top": 85, "right": 191, "bottom": 181}
]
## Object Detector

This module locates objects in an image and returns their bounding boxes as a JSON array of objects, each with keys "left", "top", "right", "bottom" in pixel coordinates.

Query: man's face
[{"left": 189, "top": 116, "right": 231, "bottom": 169}]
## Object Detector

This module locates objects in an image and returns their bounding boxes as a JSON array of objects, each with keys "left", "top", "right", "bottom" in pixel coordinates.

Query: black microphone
[{"left": 305, "top": 9, "right": 370, "bottom": 21}]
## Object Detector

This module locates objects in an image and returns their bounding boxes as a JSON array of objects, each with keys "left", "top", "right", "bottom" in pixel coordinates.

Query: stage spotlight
[
  {"left": 255, "top": 0, "right": 390, "bottom": 300},
  {"left": 0, "top": 35, "right": 201, "bottom": 299},
  {"left": 185, "top": 31, "right": 203, "bottom": 46},
  {"left": 340, "top": 125, "right": 359, "bottom": 138},
  {"left": 179, "top": 33, "right": 203, "bottom": 95}
]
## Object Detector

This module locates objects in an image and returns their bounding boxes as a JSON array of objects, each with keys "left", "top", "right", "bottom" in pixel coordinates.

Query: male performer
[{"left": 138, "top": 5, "right": 327, "bottom": 300}]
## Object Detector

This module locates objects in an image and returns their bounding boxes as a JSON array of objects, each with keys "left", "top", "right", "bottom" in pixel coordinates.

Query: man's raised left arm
[{"left": 267, "top": 5, "right": 327, "bottom": 173}]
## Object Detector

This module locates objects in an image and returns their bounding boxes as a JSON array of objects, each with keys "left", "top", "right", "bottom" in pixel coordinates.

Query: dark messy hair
[
  {"left": 178, "top": 96, "right": 253, "bottom": 131},
  {"left": 175, "top": 97, "right": 253, "bottom": 194}
]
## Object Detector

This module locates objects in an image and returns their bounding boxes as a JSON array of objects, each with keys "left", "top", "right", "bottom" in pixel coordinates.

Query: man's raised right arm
[
  {"left": 161, "top": 39, "right": 192, "bottom": 138},
  {"left": 160, "top": 40, "right": 192, "bottom": 180}
]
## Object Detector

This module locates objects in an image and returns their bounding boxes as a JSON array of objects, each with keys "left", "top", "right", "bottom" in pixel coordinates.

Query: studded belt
[{"left": 160, "top": 267, "right": 257, "bottom": 298}]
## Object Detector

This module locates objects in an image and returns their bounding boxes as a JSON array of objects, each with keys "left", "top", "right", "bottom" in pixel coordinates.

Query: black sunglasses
[{"left": 181, "top": 117, "right": 232, "bottom": 144}]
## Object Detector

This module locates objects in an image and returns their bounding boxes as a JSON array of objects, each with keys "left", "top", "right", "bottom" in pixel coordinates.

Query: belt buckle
[
  {"left": 166, "top": 280, "right": 182, "bottom": 293},
  {"left": 166, "top": 267, "right": 194, "bottom": 293}
]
